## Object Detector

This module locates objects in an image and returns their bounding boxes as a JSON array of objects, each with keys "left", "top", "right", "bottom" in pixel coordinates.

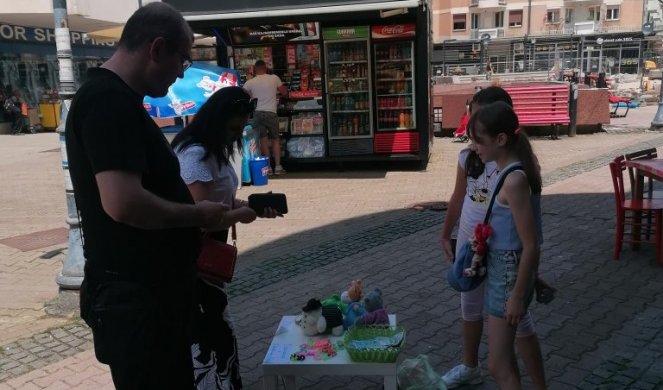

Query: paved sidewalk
[{"left": 1, "top": 128, "right": 663, "bottom": 389}]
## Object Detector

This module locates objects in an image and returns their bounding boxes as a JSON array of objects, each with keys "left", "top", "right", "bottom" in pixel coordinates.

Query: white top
[
  {"left": 243, "top": 74, "right": 283, "bottom": 113},
  {"left": 175, "top": 144, "right": 238, "bottom": 208},
  {"left": 456, "top": 148, "right": 499, "bottom": 255}
]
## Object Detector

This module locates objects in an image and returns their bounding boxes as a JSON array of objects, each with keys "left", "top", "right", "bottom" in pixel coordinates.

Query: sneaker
[
  {"left": 273, "top": 165, "right": 286, "bottom": 175},
  {"left": 441, "top": 364, "right": 483, "bottom": 389}
]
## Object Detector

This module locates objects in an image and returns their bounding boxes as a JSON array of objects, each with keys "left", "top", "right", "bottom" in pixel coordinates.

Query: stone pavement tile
[{"left": 0, "top": 350, "right": 112, "bottom": 390}]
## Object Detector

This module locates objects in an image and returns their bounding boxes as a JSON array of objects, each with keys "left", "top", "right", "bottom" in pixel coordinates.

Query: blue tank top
[{"left": 488, "top": 162, "right": 543, "bottom": 251}]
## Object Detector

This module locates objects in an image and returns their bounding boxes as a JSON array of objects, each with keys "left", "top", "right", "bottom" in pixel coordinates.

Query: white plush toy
[{"left": 296, "top": 298, "right": 344, "bottom": 336}]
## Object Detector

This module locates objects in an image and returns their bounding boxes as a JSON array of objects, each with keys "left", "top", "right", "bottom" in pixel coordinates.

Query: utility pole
[{"left": 53, "top": 0, "right": 84, "bottom": 289}]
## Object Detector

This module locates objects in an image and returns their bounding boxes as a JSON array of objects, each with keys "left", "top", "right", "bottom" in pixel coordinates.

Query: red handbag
[{"left": 196, "top": 225, "right": 237, "bottom": 283}]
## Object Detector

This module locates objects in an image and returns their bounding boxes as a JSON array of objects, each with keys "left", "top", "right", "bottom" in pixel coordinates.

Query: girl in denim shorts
[
  {"left": 441, "top": 87, "right": 547, "bottom": 389},
  {"left": 466, "top": 100, "right": 545, "bottom": 389}
]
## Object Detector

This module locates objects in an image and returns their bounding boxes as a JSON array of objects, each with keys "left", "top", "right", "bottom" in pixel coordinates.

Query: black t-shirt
[{"left": 66, "top": 68, "right": 201, "bottom": 288}]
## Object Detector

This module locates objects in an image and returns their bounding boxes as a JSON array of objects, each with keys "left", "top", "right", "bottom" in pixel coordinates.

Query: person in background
[
  {"left": 440, "top": 87, "right": 550, "bottom": 389},
  {"left": 172, "top": 86, "right": 280, "bottom": 389},
  {"left": 467, "top": 101, "right": 546, "bottom": 389},
  {"left": 65, "top": 3, "right": 228, "bottom": 388},
  {"left": 243, "top": 60, "right": 289, "bottom": 175},
  {"left": 5, "top": 89, "right": 23, "bottom": 134}
]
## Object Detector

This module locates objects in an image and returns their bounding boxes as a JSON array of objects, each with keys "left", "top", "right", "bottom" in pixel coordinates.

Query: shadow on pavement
[{"left": 224, "top": 190, "right": 663, "bottom": 389}]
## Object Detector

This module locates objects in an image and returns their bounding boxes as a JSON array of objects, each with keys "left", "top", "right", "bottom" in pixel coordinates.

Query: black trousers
[{"left": 81, "top": 277, "right": 196, "bottom": 390}]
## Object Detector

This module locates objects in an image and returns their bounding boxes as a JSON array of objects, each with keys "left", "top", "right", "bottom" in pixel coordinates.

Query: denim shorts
[{"left": 485, "top": 249, "right": 534, "bottom": 318}]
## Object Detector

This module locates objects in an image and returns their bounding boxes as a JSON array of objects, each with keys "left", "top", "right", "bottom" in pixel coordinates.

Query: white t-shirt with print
[
  {"left": 457, "top": 148, "right": 500, "bottom": 252},
  {"left": 243, "top": 74, "right": 282, "bottom": 113}
]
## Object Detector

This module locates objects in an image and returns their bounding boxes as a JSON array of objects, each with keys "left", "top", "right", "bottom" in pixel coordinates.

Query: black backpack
[{"left": 3, "top": 98, "right": 14, "bottom": 113}]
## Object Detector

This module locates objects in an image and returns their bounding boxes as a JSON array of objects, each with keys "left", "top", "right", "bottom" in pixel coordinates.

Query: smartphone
[{"left": 248, "top": 192, "right": 288, "bottom": 215}]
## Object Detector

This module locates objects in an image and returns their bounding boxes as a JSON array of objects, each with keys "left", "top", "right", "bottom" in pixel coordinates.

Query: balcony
[
  {"left": 574, "top": 21, "right": 596, "bottom": 35},
  {"left": 539, "top": 21, "right": 642, "bottom": 36},
  {"left": 563, "top": 0, "right": 602, "bottom": 4},
  {"left": 470, "top": 0, "right": 507, "bottom": 8},
  {"left": 470, "top": 28, "right": 506, "bottom": 39}
]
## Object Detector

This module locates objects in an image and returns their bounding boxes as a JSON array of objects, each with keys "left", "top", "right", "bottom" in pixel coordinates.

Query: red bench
[{"left": 504, "top": 84, "right": 570, "bottom": 139}]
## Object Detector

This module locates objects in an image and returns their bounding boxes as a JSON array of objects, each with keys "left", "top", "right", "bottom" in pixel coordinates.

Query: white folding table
[{"left": 262, "top": 315, "right": 398, "bottom": 390}]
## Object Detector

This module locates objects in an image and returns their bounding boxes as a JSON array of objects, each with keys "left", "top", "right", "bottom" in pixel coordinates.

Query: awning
[
  {"left": 85, "top": 25, "right": 123, "bottom": 42},
  {"left": 183, "top": 0, "right": 421, "bottom": 22},
  {"left": 84, "top": 26, "right": 215, "bottom": 46}
]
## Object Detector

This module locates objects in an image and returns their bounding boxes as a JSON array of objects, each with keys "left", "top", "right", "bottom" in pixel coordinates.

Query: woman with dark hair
[{"left": 172, "top": 86, "right": 278, "bottom": 389}]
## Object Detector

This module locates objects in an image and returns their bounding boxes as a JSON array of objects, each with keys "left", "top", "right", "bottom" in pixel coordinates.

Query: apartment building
[{"left": 432, "top": 0, "right": 650, "bottom": 75}]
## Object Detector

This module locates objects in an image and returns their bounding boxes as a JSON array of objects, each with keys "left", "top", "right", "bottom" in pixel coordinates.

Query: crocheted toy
[
  {"left": 297, "top": 298, "right": 344, "bottom": 336},
  {"left": 464, "top": 223, "right": 492, "bottom": 278},
  {"left": 322, "top": 294, "right": 348, "bottom": 314},
  {"left": 340, "top": 279, "right": 363, "bottom": 304},
  {"left": 354, "top": 288, "right": 389, "bottom": 326}
]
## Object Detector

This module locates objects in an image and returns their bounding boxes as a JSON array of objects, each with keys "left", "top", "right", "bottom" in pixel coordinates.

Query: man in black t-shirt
[{"left": 65, "top": 4, "right": 227, "bottom": 389}]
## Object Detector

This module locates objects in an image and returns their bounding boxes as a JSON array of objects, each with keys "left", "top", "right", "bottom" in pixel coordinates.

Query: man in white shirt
[{"left": 243, "top": 60, "right": 289, "bottom": 175}]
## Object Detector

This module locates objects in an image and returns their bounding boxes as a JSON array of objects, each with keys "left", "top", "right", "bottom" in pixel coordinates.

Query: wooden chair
[
  {"left": 609, "top": 156, "right": 663, "bottom": 264},
  {"left": 625, "top": 148, "right": 659, "bottom": 198}
]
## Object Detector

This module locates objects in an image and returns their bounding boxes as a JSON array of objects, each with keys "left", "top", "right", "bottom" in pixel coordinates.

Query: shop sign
[
  {"left": 229, "top": 23, "right": 319, "bottom": 45},
  {"left": 596, "top": 37, "right": 634, "bottom": 44},
  {"left": 0, "top": 23, "right": 116, "bottom": 47},
  {"left": 371, "top": 24, "right": 416, "bottom": 39},
  {"left": 165, "top": 0, "right": 415, "bottom": 14},
  {"left": 322, "top": 26, "right": 369, "bottom": 40}
]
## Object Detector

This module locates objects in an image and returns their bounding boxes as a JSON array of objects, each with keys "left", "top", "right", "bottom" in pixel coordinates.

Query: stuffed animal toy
[
  {"left": 297, "top": 298, "right": 344, "bottom": 336},
  {"left": 344, "top": 301, "right": 366, "bottom": 329},
  {"left": 354, "top": 288, "right": 389, "bottom": 326},
  {"left": 341, "top": 279, "right": 363, "bottom": 304},
  {"left": 322, "top": 294, "right": 348, "bottom": 314},
  {"left": 463, "top": 223, "right": 492, "bottom": 278}
]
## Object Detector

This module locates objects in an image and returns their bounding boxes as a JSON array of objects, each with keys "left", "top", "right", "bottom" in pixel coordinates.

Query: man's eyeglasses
[
  {"left": 182, "top": 56, "right": 193, "bottom": 72},
  {"left": 231, "top": 98, "right": 258, "bottom": 115}
]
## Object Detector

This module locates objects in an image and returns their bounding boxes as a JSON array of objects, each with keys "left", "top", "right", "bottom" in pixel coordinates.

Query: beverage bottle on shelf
[
  {"left": 353, "top": 115, "right": 359, "bottom": 135},
  {"left": 404, "top": 111, "right": 410, "bottom": 128},
  {"left": 399, "top": 111, "right": 405, "bottom": 128}
]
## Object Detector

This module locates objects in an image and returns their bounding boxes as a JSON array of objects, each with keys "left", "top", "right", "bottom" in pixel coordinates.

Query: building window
[
  {"left": 433, "top": 107, "right": 442, "bottom": 123},
  {"left": 546, "top": 9, "right": 560, "bottom": 24},
  {"left": 606, "top": 7, "right": 620, "bottom": 21},
  {"left": 495, "top": 11, "right": 505, "bottom": 28},
  {"left": 589, "top": 7, "right": 600, "bottom": 21},
  {"left": 509, "top": 10, "right": 523, "bottom": 27},
  {"left": 565, "top": 8, "right": 573, "bottom": 23},
  {"left": 471, "top": 14, "right": 480, "bottom": 29},
  {"left": 453, "top": 14, "right": 467, "bottom": 31}
]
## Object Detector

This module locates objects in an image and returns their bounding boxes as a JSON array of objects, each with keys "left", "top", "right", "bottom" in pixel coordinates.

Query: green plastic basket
[{"left": 344, "top": 325, "right": 406, "bottom": 363}]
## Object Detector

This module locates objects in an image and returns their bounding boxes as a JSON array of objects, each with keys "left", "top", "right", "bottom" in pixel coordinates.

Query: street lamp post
[
  {"left": 651, "top": 87, "right": 663, "bottom": 129},
  {"left": 53, "top": 0, "right": 84, "bottom": 289}
]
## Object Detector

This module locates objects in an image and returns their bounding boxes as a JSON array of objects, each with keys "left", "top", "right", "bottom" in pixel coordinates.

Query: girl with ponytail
[
  {"left": 440, "top": 87, "right": 547, "bottom": 389},
  {"left": 466, "top": 101, "right": 545, "bottom": 389}
]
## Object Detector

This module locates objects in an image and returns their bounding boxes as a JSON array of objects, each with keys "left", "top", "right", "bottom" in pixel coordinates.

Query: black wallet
[{"left": 248, "top": 192, "right": 288, "bottom": 215}]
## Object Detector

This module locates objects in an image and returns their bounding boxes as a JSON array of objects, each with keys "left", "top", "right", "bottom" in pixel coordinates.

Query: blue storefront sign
[{"left": 0, "top": 23, "right": 116, "bottom": 47}]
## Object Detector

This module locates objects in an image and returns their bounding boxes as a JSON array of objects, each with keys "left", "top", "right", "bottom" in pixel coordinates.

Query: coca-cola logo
[{"left": 382, "top": 25, "right": 405, "bottom": 35}]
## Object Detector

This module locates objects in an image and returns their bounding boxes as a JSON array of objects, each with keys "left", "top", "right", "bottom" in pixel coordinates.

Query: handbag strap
[
  {"left": 230, "top": 224, "right": 237, "bottom": 245},
  {"left": 483, "top": 164, "right": 524, "bottom": 224}
]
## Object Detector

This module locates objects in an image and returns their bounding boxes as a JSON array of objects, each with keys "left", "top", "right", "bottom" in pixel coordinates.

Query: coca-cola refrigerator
[
  {"left": 322, "top": 26, "right": 374, "bottom": 157},
  {"left": 371, "top": 24, "right": 420, "bottom": 154}
]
